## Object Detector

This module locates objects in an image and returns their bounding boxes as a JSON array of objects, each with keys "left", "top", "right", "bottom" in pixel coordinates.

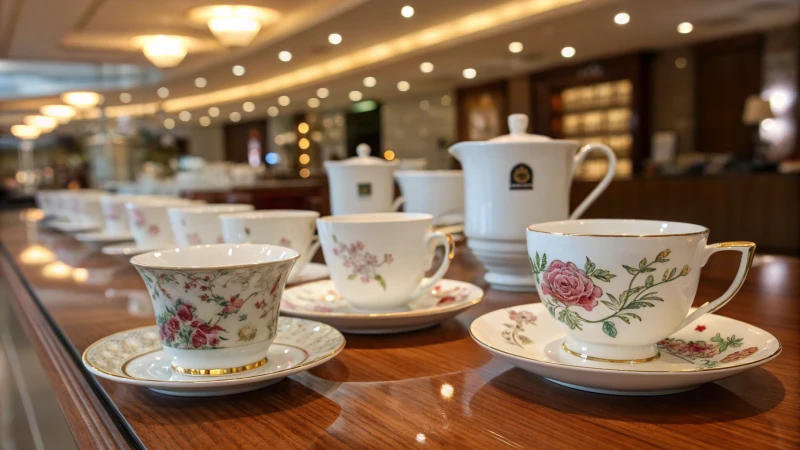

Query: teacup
[
  {"left": 169, "top": 204, "right": 255, "bottom": 247},
  {"left": 527, "top": 219, "right": 755, "bottom": 362},
  {"left": 76, "top": 192, "right": 110, "bottom": 228},
  {"left": 60, "top": 189, "right": 106, "bottom": 225},
  {"left": 220, "top": 210, "right": 320, "bottom": 281},
  {"left": 317, "top": 213, "right": 453, "bottom": 309},
  {"left": 394, "top": 170, "right": 465, "bottom": 226},
  {"left": 126, "top": 198, "right": 201, "bottom": 248},
  {"left": 100, "top": 195, "right": 142, "bottom": 234},
  {"left": 130, "top": 244, "right": 298, "bottom": 374}
]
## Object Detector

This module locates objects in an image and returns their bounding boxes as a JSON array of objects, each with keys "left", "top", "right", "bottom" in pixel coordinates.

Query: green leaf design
[
  {"left": 625, "top": 313, "right": 642, "bottom": 321},
  {"left": 332, "top": 234, "right": 338, "bottom": 244},
  {"left": 540, "top": 253, "right": 547, "bottom": 271},
  {"left": 663, "top": 269, "right": 669, "bottom": 281},
  {"left": 601, "top": 300, "right": 617, "bottom": 310},
  {"left": 529, "top": 257, "right": 538, "bottom": 274},
  {"left": 347, "top": 274, "right": 356, "bottom": 280},
  {"left": 584, "top": 257, "right": 596, "bottom": 276},
  {"left": 639, "top": 258, "right": 647, "bottom": 270},
  {"left": 645, "top": 275, "right": 654, "bottom": 287},
  {"left": 618, "top": 315, "right": 630, "bottom": 324},
  {"left": 558, "top": 309, "right": 583, "bottom": 330},
  {"left": 710, "top": 333, "right": 724, "bottom": 343},
  {"left": 670, "top": 268, "right": 677, "bottom": 279},
  {"left": 602, "top": 321, "right": 617, "bottom": 338},
  {"left": 592, "top": 269, "right": 616, "bottom": 282},
  {"left": 640, "top": 267, "right": 656, "bottom": 273},
  {"left": 535, "top": 252, "right": 541, "bottom": 271},
  {"left": 623, "top": 265, "right": 639, "bottom": 275},
  {"left": 518, "top": 335, "right": 533, "bottom": 345},
  {"left": 238, "top": 314, "right": 248, "bottom": 321},
  {"left": 607, "top": 293, "right": 620, "bottom": 308},
  {"left": 546, "top": 305, "right": 556, "bottom": 317},
  {"left": 374, "top": 274, "right": 387, "bottom": 290}
]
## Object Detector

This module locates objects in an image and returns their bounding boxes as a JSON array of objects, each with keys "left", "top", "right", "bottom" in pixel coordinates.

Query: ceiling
[{"left": 0, "top": 0, "right": 797, "bottom": 129}]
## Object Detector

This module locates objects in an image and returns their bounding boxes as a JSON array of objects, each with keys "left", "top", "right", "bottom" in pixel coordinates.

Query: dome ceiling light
[
  {"left": 40, "top": 105, "right": 76, "bottom": 124},
  {"left": 133, "top": 35, "right": 190, "bottom": 68},
  {"left": 11, "top": 125, "right": 41, "bottom": 140},
  {"left": 189, "top": 5, "right": 280, "bottom": 48},
  {"left": 61, "top": 91, "right": 103, "bottom": 109},
  {"left": 24, "top": 115, "right": 58, "bottom": 133}
]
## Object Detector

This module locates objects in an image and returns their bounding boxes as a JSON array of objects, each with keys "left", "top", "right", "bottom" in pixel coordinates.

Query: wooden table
[{"left": 1, "top": 210, "right": 798, "bottom": 449}]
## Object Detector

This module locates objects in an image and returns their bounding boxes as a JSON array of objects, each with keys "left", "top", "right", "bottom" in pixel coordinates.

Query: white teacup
[
  {"left": 100, "top": 195, "right": 142, "bottom": 234},
  {"left": 395, "top": 170, "right": 465, "bottom": 226},
  {"left": 527, "top": 219, "right": 755, "bottom": 362},
  {"left": 126, "top": 198, "right": 201, "bottom": 248},
  {"left": 131, "top": 244, "right": 298, "bottom": 373},
  {"left": 60, "top": 189, "right": 106, "bottom": 225},
  {"left": 220, "top": 210, "right": 320, "bottom": 281},
  {"left": 317, "top": 213, "right": 453, "bottom": 309},
  {"left": 169, "top": 204, "right": 255, "bottom": 247},
  {"left": 76, "top": 192, "right": 110, "bottom": 228}
]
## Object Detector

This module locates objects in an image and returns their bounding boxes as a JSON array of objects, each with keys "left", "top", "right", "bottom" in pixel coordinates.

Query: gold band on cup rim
[
  {"left": 561, "top": 343, "right": 661, "bottom": 364},
  {"left": 171, "top": 358, "right": 268, "bottom": 376}
]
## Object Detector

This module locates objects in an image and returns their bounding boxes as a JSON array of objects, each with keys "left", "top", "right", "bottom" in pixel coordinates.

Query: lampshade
[
  {"left": 24, "top": 115, "right": 58, "bottom": 133},
  {"left": 61, "top": 91, "right": 104, "bottom": 109},
  {"left": 189, "top": 5, "right": 280, "bottom": 47},
  {"left": 11, "top": 125, "right": 41, "bottom": 140},
  {"left": 135, "top": 35, "right": 188, "bottom": 68},
  {"left": 40, "top": 104, "right": 76, "bottom": 124},
  {"left": 742, "top": 95, "right": 774, "bottom": 125}
]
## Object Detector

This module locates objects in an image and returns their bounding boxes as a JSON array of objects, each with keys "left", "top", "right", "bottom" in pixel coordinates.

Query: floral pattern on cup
[
  {"left": 279, "top": 237, "right": 292, "bottom": 248},
  {"left": 186, "top": 232, "right": 202, "bottom": 245},
  {"left": 531, "top": 249, "right": 690, "bottom": 338},
  {"left": 331, "top": 234, "right": 393, "bottom": 289},
  {"left": 501, "top": 310, "right": 537, "bottom": 348},
  {"left": 657, "top": 332, "right": 756, "bottom": 369}
]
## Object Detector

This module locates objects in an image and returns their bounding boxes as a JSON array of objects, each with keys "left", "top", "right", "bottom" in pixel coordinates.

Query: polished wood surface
[{"left": 1, "top": 210, "right": 799, "bottom": 449}]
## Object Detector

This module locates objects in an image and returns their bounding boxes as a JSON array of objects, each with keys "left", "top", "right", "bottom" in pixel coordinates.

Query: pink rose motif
[
  {"left": 166, "top": 316, "right": 180, "bottom": 335},
  {"left": 186, "top": 232, "right": 202, "bottom": 245},
  {"left": 720, "top": 347, "right": 758, "bottom": 363},
  {"left": 279, "top": 237, "right": 292, "bottom": 247},
  {"left": 229, "top": 296, "right": 244, "bottom": 309},
  {"left": 176, "top": 304, "right": 193, "bottom": 322},
  {"left": 148, "top": 224, "right": 160, "bottom": 236},
  {"left": 206, "top": 334, "right": 220, "bottom": 347},
  {"left": 191, "top": 329, "right": 207, "bottom": 348},
  {"left": 540, "top": 260, "right": 602, "bottom": 311},
  {"left": 509, "top": 310, "right": 537, "bottom": 324},
  {"left": 131, "top": 209, "right": 146, "bottom": 228}
]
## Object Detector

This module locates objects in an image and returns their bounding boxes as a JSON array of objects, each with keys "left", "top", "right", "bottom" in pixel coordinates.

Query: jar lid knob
[
  {"left": 356, "top": 143, "right": 371, "bottom": 158},
  {"left": 508, "top": 114, "right": 529, "bottom": 135}
]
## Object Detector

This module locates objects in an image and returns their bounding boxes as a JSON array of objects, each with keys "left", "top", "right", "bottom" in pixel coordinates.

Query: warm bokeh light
[
  {"left": 243, "top": 101, "right": 255, "bottom": 112},
  {"left": 230, "top": 112, "right": 241, "bottom": 122},
  {"left": 561, "top": 46, "right": 576, "bottom": 58},
  {"left": 299, "top": 168, "right": 311, "bottom": 178},
  {"left": 419, "top": 62, "right": 434, "bottom": 73},
  {"left": 441, "top": 95, "right": 452, "bottom": 106},
  {"left": 267, "top": 106, "right": 279, "bottom": 117},
  {"left": 20, "top": 245, "right": 55, "bottom": 265},
  {"left": 157, "top": 87, "right": 170, "bottom": 98},
  {"left": 401, "top": 6, "right": 414, "bottom": 18},
  {"left": 397, "top": 81, "right": 410, "bottom": 92},
  {"left": 677, "top": 22, "right": 693, "bottom": 34},
  {"left": 61, "top": 91, "right": 103, "bottom": 108},
  {"left": 299, "top": 138, "right": 310, "bottom": 149},
  {"left": 614, "top": 12, "right": 630, "bottom": 25},
  {"left": 179, "top": 111, "right": 192, "bottom": 121},
  {"left": 328, "top": 33, "right": 342, "bottom": 45},
  {"left": 164, "top": 118, "right": 175, "bottom": 129},
  {"left": 363, "top": 76, "right": 377, "bottom": 87},
  {"left": 11, "top": 125, "right": 41, "bottom": 140},
  {"left": 440, "top": 383, "right": 454, "bottom": 399},
  {"left": 384, "top": 150, "right": 395, "bottom": 160},
  {"left": 307, "top": 98, "right": 320, "bottom": 108},
  {"left": 24, "top": 115, "right": 58, "bottom": 132},
  {"left": 462, "top": 68, "right": 477, "bottom": 79},
  {"left": 42, "top": 261, "right": 72, "bottom": 279},
  {"left": 135, "top": 35, "right": 188, "bottom": 68},
  {"left": 316, "top": 88, "right": 330, "bottom": 98},
  {"left": 189, "top": 5, "right": 279, "bottom": 47},
  {"left": 119, "top": 93, "right": 132, "bottom": 103},
  {"left": 299, "top": 153, "right": 310, "bottom": 164},
  {"left": 209, "top": 106, "right": 220, "bottom": 117},
  {"left": 508, "top": 41, "right": 523, "bottom": 53},
  {"left": 278, "top": 51, "right": 292, "bottom": 62},
  {"left": 349, "top": 90, "right": 363, "bottom": 101},
  {"left": 72, "top": 268, "right": 89, "bottom": 283},
  {"left": 278, "top": 95, "right": 290, "bottom": 106},
  {"left": 40, "top": 105, "right": 76, "bottom": 124},
  {"left": 199, "top": 116, "right": 211, "bottom": 126},
  {"left": 232, "top": 65, "right": 246, "bottom": 76},
  {"left": 195, "top": 77, "right": 207, "bottom": 88},
  {"left": 298, "top": 122, "right": 310, "bottom": 134}
]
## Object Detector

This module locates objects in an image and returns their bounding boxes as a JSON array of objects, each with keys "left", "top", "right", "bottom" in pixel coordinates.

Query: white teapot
[
  {"left": 448, "top": 113, "right": 616, "bottom": 291},
  {"left": 324, "top": 144, "right": 402, "bottom": 215}
]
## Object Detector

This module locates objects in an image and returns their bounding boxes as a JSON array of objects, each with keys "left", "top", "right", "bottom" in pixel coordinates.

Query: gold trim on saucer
[
  {"left": 170, "top": 358, "right": 267, "bottom": 376},
  {"left": 561, "top": 343, "right": 661, "bottom": 364}
]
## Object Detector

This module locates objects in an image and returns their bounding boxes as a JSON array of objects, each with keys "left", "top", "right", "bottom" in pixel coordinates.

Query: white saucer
[
  {"left": 281, "top": 279, "right": 483, "bottom": 334},
  {"left": 82, "top": 317, "right": 345, "bottom": 397},
  {"left": 75, "top": 231, "right": 134, "bottom": 243},
  {"left": 287, "top": 263, "right": 330, "bottom": 285},
  {"left": 101, "top": 242, "right": 160, "bottom": 256},
  {"left": 51, "top": 221, "right": 101, "bottom": 233},
  {"left": 470, "top": 303, "right": 781, "bottom": 396}
]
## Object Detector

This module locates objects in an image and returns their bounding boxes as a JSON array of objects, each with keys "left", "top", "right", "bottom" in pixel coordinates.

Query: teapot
[
  {"left": 324, "top": 144, "right": 402, "bottom": 215},
  {"left": 448, "top": 113, "right": 616, "bottom": 291}
]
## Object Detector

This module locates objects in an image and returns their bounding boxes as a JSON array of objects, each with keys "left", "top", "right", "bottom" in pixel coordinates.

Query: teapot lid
[
  {"left": 488, "top": 114, "right": 551, "bottom": 142},
  {"left": 327, "top": 143, "right": 398, "bottom": 166}
]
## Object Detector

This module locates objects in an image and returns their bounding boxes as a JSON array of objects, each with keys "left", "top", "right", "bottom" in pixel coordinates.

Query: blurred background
[{"left": 0, "top": 0, "right": 798, "bottom": 253}]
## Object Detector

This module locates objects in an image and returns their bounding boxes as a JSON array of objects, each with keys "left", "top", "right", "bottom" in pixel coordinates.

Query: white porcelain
[
  {"left": 324, "top": 144, "right": 402, "bottom": 215},
  {"left": 75, "top": 192, "right": 110, "bottom": 229},
  {"left": 50, "top": 221, "right": 101, "bottom": 234},
  {"left": 100, "top": 195, "right": 145, "bottom": 234},
  {"left": 317, "top": 213, "right": 452, "bottom": 309},
  {"left": 130, "top": 244, "right": 298, "bottom": 373},
  {"left": 471, "top": 303, "right": 781, "bottom": 395},
  {"left": 35, "top": 190, "right": 66, "bottom": 219},
  {"left": 74, "top": 230, "right": 134, "bottom": 244},
  {"left": 220, "top": 210, "right": 320, "bottom": 282},
  {"left": 282, "top": 279, "right": 482, "bottom": 334},
  {"left": 125, "top": 197, "right": 201, "bottom": 248},
  {"left": 82, "top": 317, "right": 344, "bottom": 397},
  {"left": 59, "top": 189, "right": 106, "bottom": 225},
  {"left": 395, "top": 170, "right": 465, "bottom": 226},
  {"left": 527, "top": 219, "right": 756, "bottom": 362},
  {"left": 449, "top": 113, "right": 616, "bottom": 291},
  {"left": 169, "top": 204, "right": 254, "bottom": 247},
  {"left": 101, "top": 242, "right": 161, "bottom": 256},
  {"left": 286, "top": 263, "right": 330, "bottom": 285}
]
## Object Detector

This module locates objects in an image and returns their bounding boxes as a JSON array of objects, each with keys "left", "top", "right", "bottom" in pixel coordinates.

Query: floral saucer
[
  {"left": 281, "top": 279, "right": 483, "bottom": 334},
  {"left": 287, "top": 263, "right": 330, "bottom": 285},
  {"left": 101, "top": 243, "right": 160, "bottom": 256},
  {"left": 82, "top": 317, "right": 344, "bottom": 397},
  {"left": 75, "top": 230, "right": 134, "bottom": 244},
  {"left": 470, "top": 303, "right": 781, "bottom": 396}
]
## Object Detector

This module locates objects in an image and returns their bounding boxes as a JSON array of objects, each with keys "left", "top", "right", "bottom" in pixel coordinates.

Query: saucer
[
  {"left": 75, "top": 231, "right": 134, "bottom": 243},
  {"left": 101, "top": 242, "right": 160, "bottom": 256},
  {"left": 281, "top": 279, "right": 483, "bottom": 334},
  {"left": 470, "top": 303, "right": 781, "bottom": 396},
  {"left": 82, "top": 317, "right": 344, "bottom": 397},
  {"left": 51, "top": 221, "right": 101, "bottom": 233},
  {"left": 287, "top": 263, "right": 330, "bottom": 285}
]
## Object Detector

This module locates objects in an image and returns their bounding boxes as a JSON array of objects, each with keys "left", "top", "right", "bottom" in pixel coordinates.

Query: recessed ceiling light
[
  {"left": 195, "top": 77, "right": 207, "bottom": 88},
  {"left": 462, "top": 68, "right": 477, "bottom": 79},
  {"left": 230, "top": 112, "right": 241, "bottom": 122},
  {"left": 316, "top": 87, "right": 329, "bottom": 98},
  {"left": 179, "top": 111, "right": 192, "bottom": 122},
  {"left": 419, "top": 62, "right": 434, "bottom": 73},
  {"left": 674, "top": 57, "right": 688, "bottom": 69},
  {"left": 397, "top": 81, "right": 410, "bottom": 92},
  {"left": 561, "top": 46, "right": 576, "bottom": 58},
  {"left": 298, "top": 123, "right": 309, "bottom": 134},
  {"left": 267, "top": 106, "right": 279, "bottom": 117},
  {"left": 164, "top": 118, "right": 175, "bottom": 129},
  {"left": 199, "top": 116, "right": 211, "bottom": 127},
  {"left": 677, "top": 22, "right": 693, "bottom": 34},
  {"left": 119, "top": 92, "right": 132, "bottom": 103},
  {"left": 419, "top": 100, "right": 430, "bottom": 111},
  {"left": 278, "top": 51, "right": 292, "bottom": 62},
  {"left": 232, "top": 65, "right": 246, "bottom": 76},
  {"left": 441, "top": 95, "right": 451, "bottom": 106},
  {"left": 243, "top": 101, "right": 255, "bottom": 112},
  {"left": 208, "top": 106, "right": 220, "bottom": 117},
  {"left": 401, "top": 6, "right": 414, "bottom": 18},
  {"left": 278, "top": 95, "right": 290, "bottom": 106},
  {"left": 363, "top": 76, "right": 377, "bottom": 87},
  {"left": 328, "top": 33, "right": 342, "bottom": 45},
  {"left": 157, "top": 87, "right": 169, "bottom": 98},
  {"left": 508, "top": 42, "right": 523, "bottom": 53},
  {"left": 299, "top": 138, "right": 310, "bottom": 150},
  {"left": 307, "top": 98, "right": 320, "bottom": 108},
  {"left": 349, "top": 90, "right": 363, "bottom": 101},
  {"left": 299, "top": 153, "right": 310, "bottom": 164},
  {"left": 614, "top": 12, "right": 630, "bottom": 25}
]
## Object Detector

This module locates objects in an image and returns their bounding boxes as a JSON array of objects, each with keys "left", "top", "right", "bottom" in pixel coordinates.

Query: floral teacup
[
  {"left": 125, "top": 197, "right": 201, "bottom": 248},
  {"left": 168, "top": 204, "right": 254, "bottom": 247},
  {"left": 317, "top": 213, "right": 453, "bottom": 309},
  {"left": 527, "top": 219, "right": 755, "bottom": 363},
  {"left": 130, "top": 244, "right": 298, "bottom": 374}
]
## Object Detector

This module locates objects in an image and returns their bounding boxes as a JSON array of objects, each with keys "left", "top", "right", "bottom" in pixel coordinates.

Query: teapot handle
[
  {"left": 392, "top": 196, "right": 404, "bottom": 211},
  {"left": 569, "top": 143, "right": 617, "bottom": 220}
]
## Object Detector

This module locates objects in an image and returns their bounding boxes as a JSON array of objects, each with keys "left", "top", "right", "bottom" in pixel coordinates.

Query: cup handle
[
  {"left": 569, "top": 143, "right": 617, "bottom": 219},
  {"left": 392, "top": 196, "right": 404, "bottom": 211},
  {"left": 676, "top": 242, "right": 756, "bottom": 330},
  {"left": 411, "top": 232, "right": 453, "bottom": 299},
  {"left": 306, "top": 236, "right": 321, "bottom": 260}
]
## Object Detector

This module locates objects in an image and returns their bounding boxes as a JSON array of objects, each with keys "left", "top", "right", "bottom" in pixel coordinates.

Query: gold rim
[
  {"left": 527, "top": 220, "right": 710, "bottom": 238},
  {"left": 561, "top": 343, "right": 661, "bottom": 364},
  {"left": 130, "top": 245, "right": 300, "bottom": 270},
  {"left": 171, "top": 358, "right": 268, "bottom": 376}
]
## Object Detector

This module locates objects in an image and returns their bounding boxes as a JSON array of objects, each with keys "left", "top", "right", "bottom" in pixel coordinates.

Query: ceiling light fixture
[
  {"left": 195, "top": 77, "right": 207, "bottom": 88},
  {"left": 24, "top": 115, "right": 58, "bottom": 133},
  {"left": 363, "top": 76, "right": 377, "bottom": 87},
  {"left": 164, "top": 118, "right": 175, "bottom": 129},
  {"left": 119, "top": 93, "right": 132, "bottom": 103},
  {"left": 232, "top": 65, "right": 246, "bottom": 76},
  {"left": 561, "top": 46, "right": 576, "bottom": 58},
  {"left": 189, "top": 5, "right": 280, "bottom": 47},
  {"left": 157, "top": 87, "right": 170, "bottom": 98},
  {"left": 199, "top": 116, "right": 211, "bottom": 127},
  {"left": 401, "top": 6, "right": 414, "bottom": 18},
  {"left": 278, "top": 95, "right": 290, "bottom": 106},
  {"left": 349, "top": 91, "right": 363, "bottom": 101},
  {"left": 230, "top": 112, "right": 241, "bottom": 122},
  {"left": 614, "top": 12, "right": 630, "bottom": 25},
  {"left": 267, "top": 106, "right": 279, "bottom": 117},
  {"left": 307, "top": 98, "right": 320, "bottom": 108},
  {"left": 40, "top": 105, "right": 76, "bottom": 124},
  {"left": 243, "top": 101, "right": 255, "bottom": 112},
  {"left": 419, "top": 62, "right": 434, "bottom": 73},
  {"left": 462, "top": 68, "right": 477, "bottom": 79},
  {"left": 179, "top": 111, "right": 192, "bottom": 122},
  {"left": 134, "top": 35, "right": 188, "bottom": 68},
  {"left": 61, "top": 91, "right": 103, "bottom": 109},
  {"left": 11, "top": 125, "right": 41, "bottom": 140},
  {"left": 677, "top": 22, "right": 693, "bottom": 34},
  {"left": 328, "top": 33, "right": 342, "bottom": 45},
  {"left": 316, "top": 88, "right": 329, "bottom": 98},
  {"left": 278, "top": 51, "right": 292, "bottom": 62},
  {"left": 397, "top": 81, "right": 410, "bottom": 92},
  {"left": 208, "top": 106, "right": 220, "bottom": 117},
  {"left": 508, "top": 42, "right": 523, "bottom": 53}
]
